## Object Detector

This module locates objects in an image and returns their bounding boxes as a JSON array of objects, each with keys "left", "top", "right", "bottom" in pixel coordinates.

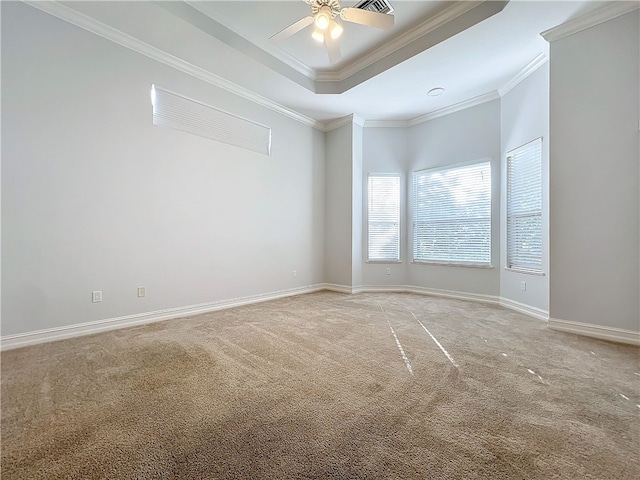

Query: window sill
[
  {"left": 367, "top": 260, "right": 402, "bottom": 264},
  {"left": 504, "top": 267, "right": 546, "bottom": 276},
  {"left": 412, "top": 261, "right": 494, "bottom": 269}
]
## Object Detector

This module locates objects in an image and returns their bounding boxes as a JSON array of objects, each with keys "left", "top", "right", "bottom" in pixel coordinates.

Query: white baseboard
[
  {"left": 548, "top": 318, "right": 640, "bottom": 346},
  {"left": 500, "top": 298, "right": 549, "bottom": 321},
  {"left": 5, "top": 283, "right": 635, "bottom": 350},
  {"left": 352, "top": 284, "right": 411, "bottom": 294},
  {"left": 0, "top": 284, "right": 326, "bottom": 351},
  {"left": 326, "top": 283, "right": 500, "bottom": 306},
  {"left": 402, "top": 285, "right": 500, "bottom": 305},
  {"left": 322, "top": 283, "right": 356, "bottom": 294}
]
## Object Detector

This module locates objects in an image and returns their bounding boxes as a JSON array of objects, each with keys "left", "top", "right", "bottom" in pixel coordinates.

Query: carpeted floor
[{"left": 1, "top": 291, "right": 639, "bottom": 479}]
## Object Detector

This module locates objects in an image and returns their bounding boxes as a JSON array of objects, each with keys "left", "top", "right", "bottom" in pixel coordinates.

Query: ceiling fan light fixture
[
  {"left": 329, "top": 20, "right": 343, "bottom": 40},
  {"left": 311, "top": 28, "right": 325, "bottom": 43},
  {"left": 314, "top": 6, "right": 332, "bottom": 30},
  {"left": 270, "top": 0, "right": 395, "bottom": 64}
]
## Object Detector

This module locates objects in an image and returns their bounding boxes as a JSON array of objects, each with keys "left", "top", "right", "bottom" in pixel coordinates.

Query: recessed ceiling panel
[{"left": 190, "top": 1, "right": 446, "bottom": 70}]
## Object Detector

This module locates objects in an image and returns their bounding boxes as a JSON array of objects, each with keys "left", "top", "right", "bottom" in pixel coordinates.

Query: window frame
[
  {"left": 506, "top": 138, "right": 544, "bottom": 275},
  {"left": 412, "top": 160, "right": 492, "bottom": 268},
  {"left": 367, "top": 173, "right": 401, "bottom": 263}
]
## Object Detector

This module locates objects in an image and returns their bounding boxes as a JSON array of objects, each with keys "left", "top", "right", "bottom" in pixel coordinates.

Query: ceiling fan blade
[
  {"left": 324, "top": 30, "right": 341, "bottom": 64},
  {"left": 270, "top": 16, "right": 314, "bottom": 42},
  {"left": 340, "top": 7, "right": 394, "bottom": 29}
]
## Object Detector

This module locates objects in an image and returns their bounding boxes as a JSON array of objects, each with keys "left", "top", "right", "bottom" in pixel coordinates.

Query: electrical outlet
[
  {"left": 386, "top": 268, "right": 391, "bottom": 275},
  {"left": 137, "top": 287, "right": 146, "bottom": 298},
  {"left": 521, "top": 281, "right": 527, "bottom": 291},
  {"left": 292, "top": 270, "right": 297, "bottom": 278},
  {"left": 92, "top": 291, "right": 102, "bottom": 303}
]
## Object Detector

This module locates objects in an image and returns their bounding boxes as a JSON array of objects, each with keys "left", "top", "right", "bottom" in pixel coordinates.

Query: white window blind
[
  {"left": 507, "top": 138, "right": 542, "bottom": 272},
  {"left": 368, "top": 174, "right": 400, "bottom": 261},
  {"left": 413, "top": 161, "right": 491, "bottom": 265}
]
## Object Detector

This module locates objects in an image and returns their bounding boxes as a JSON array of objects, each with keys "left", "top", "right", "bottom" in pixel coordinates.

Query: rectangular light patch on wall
[{"left": 151, "top": 85, "right": 271, "bottom": 156}]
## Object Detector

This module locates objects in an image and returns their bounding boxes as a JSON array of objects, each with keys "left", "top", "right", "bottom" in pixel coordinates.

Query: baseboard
[
  {"left": 0, "top": 284, "right": 326, "bottom": 351},
  {"left": 348, "top": 284, "right": 500, "bottom": 305},
  {"left": 548, "top": 318, "right": 640, "bottom": 346},
  {"left": 352, "top": 284, "right": 411, "bottom": 295},
  {"left": 6, "top": 283, "right": 634, "bottom": 350},
  {"left": 346, "top": 284, "right": 555, "bottom": 323},
  {"left": 403, "top": 285, "right": 500, "bottom": 305},
  {"left": 322, "top": 283, "right": 356, "bottom": 294},
  {"left": 499, "top": 298, "right": 549, "bottom": 321}
]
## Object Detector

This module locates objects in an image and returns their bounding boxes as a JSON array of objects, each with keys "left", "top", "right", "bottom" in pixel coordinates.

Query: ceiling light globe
[
  {"left": 315, "top": 12, "right": 330, "bottom": 30},
  {"left": 329, "top": 20, "right": 343, "bottom": 40},
  {"left": 311, "top": 28, "right": 325, "bottom": 43},
  {"left": 315, "top": 6, "right": 332, "bottom": 30}
]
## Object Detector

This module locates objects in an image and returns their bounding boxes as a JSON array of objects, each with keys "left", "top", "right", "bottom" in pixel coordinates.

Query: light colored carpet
[{"left": 1, "top": 291, "right": 639, "bottom": 479}]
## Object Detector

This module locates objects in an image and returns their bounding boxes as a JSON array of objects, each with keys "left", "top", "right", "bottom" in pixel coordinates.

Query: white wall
[
  {"left": 324, "top": 118, "right": 367, "bottom": 290},
  {"left": 351, "top": 121, "right": 364, "bottom": 288},
  {"left": 361, "top": 127, "right": 408, "bottom": 286},
  {"left": 500, "top": 63, "right": 550, "bottom": 313},
  {"left": 405, "top": 100, "right": 502, "bottom": 296},
  {"left": 1, "top": 2, "right": 325, "bottom": 336},
  {"left": 324, "top": 123, "right": 353, "bottom": 287},
  {"left": 7, "top": 2, "right": 637, "bottom": 344},
  {"left": 548, "top": 10, "right": 639, "bottom": 331}
]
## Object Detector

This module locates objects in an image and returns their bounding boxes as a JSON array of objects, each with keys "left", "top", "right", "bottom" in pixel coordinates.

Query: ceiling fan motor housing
[{"left": 311, "top": 0, "right": 341, "bottom": 19}]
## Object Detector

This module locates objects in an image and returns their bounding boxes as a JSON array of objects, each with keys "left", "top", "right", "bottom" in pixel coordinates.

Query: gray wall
[
  {"left": 324, "top": 123, "right": 353, "bottom": 287},
  {"left": 324, "top": 119, "right": 366, "bottom": 290},
  {"left": 500, "top": 63, "right": 550, "bottom": 312},
  {"left": 405, "top": 101, "right": 502, "bottom": 296},
  {"left": 5, "top": 2, "right": 637, "bottom": 341},
  {"left": 548, "top": 10, "right": 639, "bottom": 331},
  {"left": 1, "top": 2, "right": 325, "bottom": 336},
  {"left": 361, "top": 127, "right": 408, "bottom": 286},
  {"left": 351, "top": 121, "right": 364, "bottom": 289}
]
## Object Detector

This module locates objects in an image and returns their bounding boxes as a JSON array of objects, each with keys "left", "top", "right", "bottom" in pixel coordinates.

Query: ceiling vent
[{"left": 353, "top": 0, "right": 394, "bottom": 15}]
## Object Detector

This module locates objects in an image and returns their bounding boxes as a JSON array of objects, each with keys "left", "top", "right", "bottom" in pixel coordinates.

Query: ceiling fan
[{"left": 269, "top": 0, "right": 395, "bottom": 64}]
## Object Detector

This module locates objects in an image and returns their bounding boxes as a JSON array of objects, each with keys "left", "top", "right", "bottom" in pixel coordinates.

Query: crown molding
[
  {"left": 314, "top": 70, "right": 343, "bottom": 83},
  {"left": 221, "top": 1, "right": 486, "bottom": 85},
  {"left": 541, "top": 1, "right": 639, "bottom": 43},
  {"left": 407, "top": 90, "right": 500, "bottom": 127},
  {"left": 363, "top": 119, "right": 409, "bottom": 128},
  {"left": 321, "top": 115, "right": 352, "bottom": 132},
  {"left": 362, "top": 90, "right": 500, "bottom": 129},
  {"left": 23, "top": 0, "right": 323, "bottom": 130},
  {"left": 183, "top": 0, "right": 320, "bottom": 82},
  {"left": 498, "top": 53, "right": 548, "bottom": 97},
  {"left": 321, "top": 114, "right": 365, "bottom": 132},
  {"left": 352, "top": 114, "right": 366, "bottom": 128},
  {"left": 330, "top": 1, "right": 484, "bottom": 82},
  {"left": 364, "top": 51, "right": 549, "bottom": 128}
]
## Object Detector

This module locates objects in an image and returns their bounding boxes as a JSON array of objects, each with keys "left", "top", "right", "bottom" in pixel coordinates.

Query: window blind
[
  {"left": 507, "top": 138, "right": 542, "bottom": 271},
  {"left": 368, "top": 174, "right": 400, "bottom": 261},
  {"left": 413, "top": 161, "right": 491, "bottom": 265}
]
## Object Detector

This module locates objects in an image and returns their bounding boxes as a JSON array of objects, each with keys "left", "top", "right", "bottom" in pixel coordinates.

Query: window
[
  {"left": 413, "top": 161, "right": 491, "bottom": 265},
  {"left": 367, "top": 174, "right": 400, "bottom": 261},
  {"left": 507, "top": 138, "right": 542, "bottom": 272}
]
